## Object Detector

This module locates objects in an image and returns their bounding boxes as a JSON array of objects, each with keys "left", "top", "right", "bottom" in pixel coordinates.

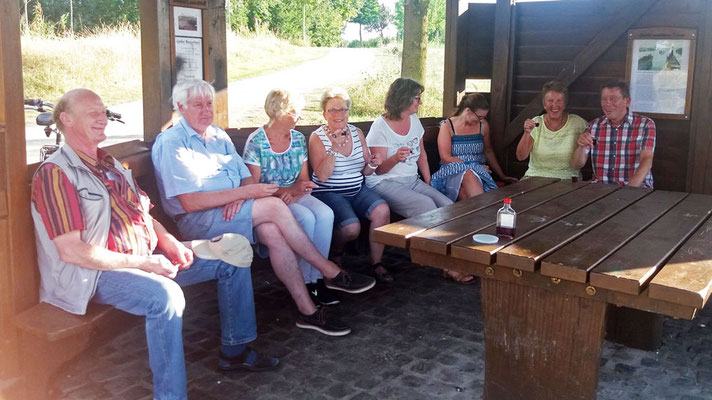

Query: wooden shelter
[
  {"left": 0, "top": 0, "right": 711, "bottom": 397},
  {"left": 443, "top": 0, "right": 712, "bottom": 193}
]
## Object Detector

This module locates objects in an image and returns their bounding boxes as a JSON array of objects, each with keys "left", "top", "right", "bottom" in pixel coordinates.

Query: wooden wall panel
[
  {"left": 459, "top": 0, "right": 706, "bottom": 191},
  {"left": 0, "top": 0, "right": 35, "bottom": 384}
]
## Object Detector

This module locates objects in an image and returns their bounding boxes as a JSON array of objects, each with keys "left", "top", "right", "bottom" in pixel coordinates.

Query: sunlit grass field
[
  {"left": 22, "top": 25, "right": 143, "bottom": 108},
  {"left": 348, "top": 45, "right": 445, "bottom": 121},
  {"left": 22, "top": 27, "right": 444, "bottom": 125}
]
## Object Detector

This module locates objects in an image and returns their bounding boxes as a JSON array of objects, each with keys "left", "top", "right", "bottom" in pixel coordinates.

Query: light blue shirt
[{"left": 152, "top": 118, "right": 251, "bottom": 218}]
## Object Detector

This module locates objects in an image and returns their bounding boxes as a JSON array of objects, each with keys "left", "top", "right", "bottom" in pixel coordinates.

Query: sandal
[
  {"left": 443, "top": 269, "right": 475, "bottom": 284},
  {"left": 373, "top": 262, "right": 394, "bottom": 284}
]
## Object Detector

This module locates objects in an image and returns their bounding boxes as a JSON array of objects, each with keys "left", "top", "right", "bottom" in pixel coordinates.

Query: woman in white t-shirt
[{"left": 365, "top": 78, "right": 453, "bottom": 218}]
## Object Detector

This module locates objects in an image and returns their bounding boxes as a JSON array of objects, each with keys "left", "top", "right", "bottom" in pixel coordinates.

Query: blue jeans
[
  {"left": 288, "top": 194, "right": 334, "bottom": 283},
  {"left": 314, "top": 185, "right": 386, "bottom": 229},
  {"left": 93, "top": 257, "right": 257, "bottom": 400}
]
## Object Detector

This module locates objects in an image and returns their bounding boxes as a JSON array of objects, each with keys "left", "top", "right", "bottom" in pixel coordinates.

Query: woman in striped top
[{"left": 310, "top": 88, "right": 393, "bottom": 283}]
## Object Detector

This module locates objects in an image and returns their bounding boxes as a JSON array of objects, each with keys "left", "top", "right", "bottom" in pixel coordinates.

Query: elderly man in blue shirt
[{"left": 152, "top": 79, "right": 375, "bottom": 337}]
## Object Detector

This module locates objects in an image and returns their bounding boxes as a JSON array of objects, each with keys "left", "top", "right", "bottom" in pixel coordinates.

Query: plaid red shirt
[
  {"left": 31, "top": 148, "right": 157, "bottom": 255},
  {"left": 587, "top": 111, "right": 656, "bottom": 188}
]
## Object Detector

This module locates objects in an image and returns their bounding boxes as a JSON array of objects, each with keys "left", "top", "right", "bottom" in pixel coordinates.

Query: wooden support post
[
  {"left": 481, "top": 279, "right": 607, "bottom": 400},
  {"left": 442, "top": 0, "right": 461, "bottom": 117},
  {"left": 140, "top": 0, "right": 174, "bottom": 142},
  {"left": 686, "top": 0, "right": 712, "bottom": 194},
  {"left": 0, "top": 0, "right": 37, "bottom": 391},
  {"left": 490, "top": 0, "right": 515, "bottom": 155},
  {"left": 206, "top": 0, "right": 228, "bottom": 128}
]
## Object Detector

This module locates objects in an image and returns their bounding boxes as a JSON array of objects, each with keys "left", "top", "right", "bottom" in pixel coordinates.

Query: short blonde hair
[
  {"left": 264, "top": 89, "right": 304, "bottom": 121},
  {"left": 320, "top": 88, "right": 352, "bottom": 112}
]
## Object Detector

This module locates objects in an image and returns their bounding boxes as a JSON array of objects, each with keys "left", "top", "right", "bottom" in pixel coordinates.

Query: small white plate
[{"left": 473, "top": 234, "right": 499, "bottom": 244}]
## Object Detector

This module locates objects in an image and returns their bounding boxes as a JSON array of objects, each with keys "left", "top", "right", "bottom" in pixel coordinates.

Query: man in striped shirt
[
  {"left": 572, "top": 80, "right": 656, "bottom": 187},
  {"left": 31, "top": 89, "right": 277, "bottom": 400}
]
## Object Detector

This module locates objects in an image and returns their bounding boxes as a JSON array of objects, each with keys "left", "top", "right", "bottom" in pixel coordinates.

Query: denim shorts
[{"left": 313, "top": 185, "right": 386, "bottom": 229}]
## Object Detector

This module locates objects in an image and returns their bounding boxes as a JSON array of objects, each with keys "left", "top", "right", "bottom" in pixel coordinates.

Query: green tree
[
  {"left": 368, "top": 2, "right": 393, "bottom": 40},
  {"left": 401, "top": 0, "right": 429, "bottom": 86},
  {"left": 395, "top": 0, "right": 444, "bottom": 43},
  {"left": 352, "top": 0, "right": 379, "bottom": 44},
  {"left": 28, "top": 0, "right": 139, "bottom": 32}
]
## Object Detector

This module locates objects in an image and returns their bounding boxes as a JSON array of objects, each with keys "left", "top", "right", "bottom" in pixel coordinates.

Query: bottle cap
[{"left": 504, "top": 198, "right": 512, "bottom": 204}]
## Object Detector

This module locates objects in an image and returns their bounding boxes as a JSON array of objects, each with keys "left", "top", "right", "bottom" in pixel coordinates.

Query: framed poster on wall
[
  {"left": 625, "top": 28, "right": 697, "bottom": 120},
  {"left": 173, "top": 6, "right": 202, "bottom": 38}
]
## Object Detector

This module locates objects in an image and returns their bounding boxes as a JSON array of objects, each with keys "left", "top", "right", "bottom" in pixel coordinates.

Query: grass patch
[
  {"left": 348, "top": 44, "right": 445, "bottom": 121},
  {"left": 21, "top": 28, "right": 328, "bottom": 108},
  {"left": 226, "top": 31, "right": 329, "bottom": 81},
  {"left": 22, "top": 25, "right": 142, "bottom": 107}
]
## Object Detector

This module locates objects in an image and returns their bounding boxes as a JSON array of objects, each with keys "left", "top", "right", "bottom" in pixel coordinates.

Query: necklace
[{"left": 544, "top": 114, "right": 567, "bottom": 131}]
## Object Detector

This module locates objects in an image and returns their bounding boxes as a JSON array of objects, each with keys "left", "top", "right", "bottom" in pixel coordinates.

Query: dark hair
[
  {"left": 540, "top": 80, "right": 568, "bottom": 106},
  {"left": 452, "top": 93, "right": 489, "bottom": 117},
  {"left": 383, "top": 77, "right": 424, "bottom": 120},
  {"left": 601, "top": 80, "right": 630, "bottom": 99}
]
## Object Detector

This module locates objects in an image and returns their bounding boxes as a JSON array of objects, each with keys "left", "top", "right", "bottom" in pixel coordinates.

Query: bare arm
[
  {"left": 417, "top": 138, "right": 431, "bottom": 184},
  {"left": 437, "top": 122, "right": 463, "bottom": 164},
  {"left": 516, "top": 118, "right": 537, "bottom": 161},
  {"left": 627, "top": 149, "right": 654, "bottom": 187},
  {"left": 53, "top": 230, "right": 179, "bottom": 278},
  {"left": 372, "top": 146, "right": 409, "bottom": 175},
  {"left": 154, "top": 219, "right": 193, "bottom": 270},
  {"left": 571, "top": 130, "right": 593, "bottom": 169},
  {"left": 309, "top": 132, "right": 336, "bottom": 182},
  {"left": 177, "top": 181, "right": 278, "bottom": 213}
]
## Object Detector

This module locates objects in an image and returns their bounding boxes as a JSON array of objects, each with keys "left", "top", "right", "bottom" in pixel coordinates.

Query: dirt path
[{"left": 24, "top": 47, "right": 387, "bottom": 163}]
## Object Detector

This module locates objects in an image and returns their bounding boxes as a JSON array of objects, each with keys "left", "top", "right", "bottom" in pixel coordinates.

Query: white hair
[{"left": 171, "top": 79, "right": 216, "bottom": 116}]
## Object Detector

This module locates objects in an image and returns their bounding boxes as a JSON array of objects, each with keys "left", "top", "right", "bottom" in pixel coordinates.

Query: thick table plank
[
  {"left": 450, "top": 183, "right": 620, "bottom": 265},
  {"left": 647, "top": 215, "right": 712, "bottom": 308},
  {"left": 589, "top": 194, "right": 712, "bottom": 295},
  {"left": 496, "top": 187, "right": 651, "bottom": 272},
  {"left": 540, "top": 191, "right": 687, "bottom": 283},
  {"left": 372, "top": 177, "right": 558, "bottom": 248},
  {"left": 410, "top": 180, "right": 580, "bottom": 254},
  {"left": 410, "top": 248, "right": 698, "bottom": 320}
]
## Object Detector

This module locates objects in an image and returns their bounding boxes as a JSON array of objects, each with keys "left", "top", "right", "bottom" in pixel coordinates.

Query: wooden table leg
[{"left": 480, "top": 279, "right": 607, "bottom": 400}]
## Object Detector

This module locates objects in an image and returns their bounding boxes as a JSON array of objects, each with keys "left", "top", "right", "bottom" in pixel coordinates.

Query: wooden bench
[
  {"left": 372, "top": 178, "right": 712, "bottom": 400},
  {"left": 11, "top": 116, "right": 450, "bottom": 398}
]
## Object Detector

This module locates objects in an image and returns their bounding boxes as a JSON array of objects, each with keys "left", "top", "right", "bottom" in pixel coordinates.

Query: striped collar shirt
[{"left": 31, "top": 147, "right": 157, "bottom": 255}]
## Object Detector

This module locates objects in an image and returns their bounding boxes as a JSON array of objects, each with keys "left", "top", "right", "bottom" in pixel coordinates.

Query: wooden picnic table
[{"left": 373, "top": 177, "right": 712, "bottom": 400}]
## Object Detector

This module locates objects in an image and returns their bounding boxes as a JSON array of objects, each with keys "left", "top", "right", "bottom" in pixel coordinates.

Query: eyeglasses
[
  {"left": 327, "top": 108, "right": 349, "bottom": 114},
  {"left": 413, "top": 96, "right": 422, "bottom": 102},
  {"left": 475, "top": 113, "right": 488, "bottom": 120},
  {"left": 287, "top": 111, "right": 301, "bottom": 120}
]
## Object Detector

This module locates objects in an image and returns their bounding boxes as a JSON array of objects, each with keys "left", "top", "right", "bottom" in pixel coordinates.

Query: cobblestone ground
[{"left": 55, "top": 248, "right": 712, "bottom": 400}]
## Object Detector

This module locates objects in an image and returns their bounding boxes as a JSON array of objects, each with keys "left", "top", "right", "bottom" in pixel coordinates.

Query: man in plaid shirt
[{"left": 572, "top": 80, "right": 656, "bottom": 187}]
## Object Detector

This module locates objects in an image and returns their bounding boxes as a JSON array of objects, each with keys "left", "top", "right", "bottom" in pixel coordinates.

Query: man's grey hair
[{"left": 171, "top": 79, "right": 215, "bottom": 116}]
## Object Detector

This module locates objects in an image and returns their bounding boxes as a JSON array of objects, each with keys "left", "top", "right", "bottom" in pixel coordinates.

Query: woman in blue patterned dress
[
  {"left": 243, "top": 89, "right": 339, "bottom": 306},
  {"left": 431, "top": 94, "right": 517, "bottom": 201}
]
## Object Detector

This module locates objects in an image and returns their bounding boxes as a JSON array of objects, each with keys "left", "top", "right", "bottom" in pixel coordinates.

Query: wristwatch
[{"left": 326, "top": 149, "right": 340, "bottom": 157}]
